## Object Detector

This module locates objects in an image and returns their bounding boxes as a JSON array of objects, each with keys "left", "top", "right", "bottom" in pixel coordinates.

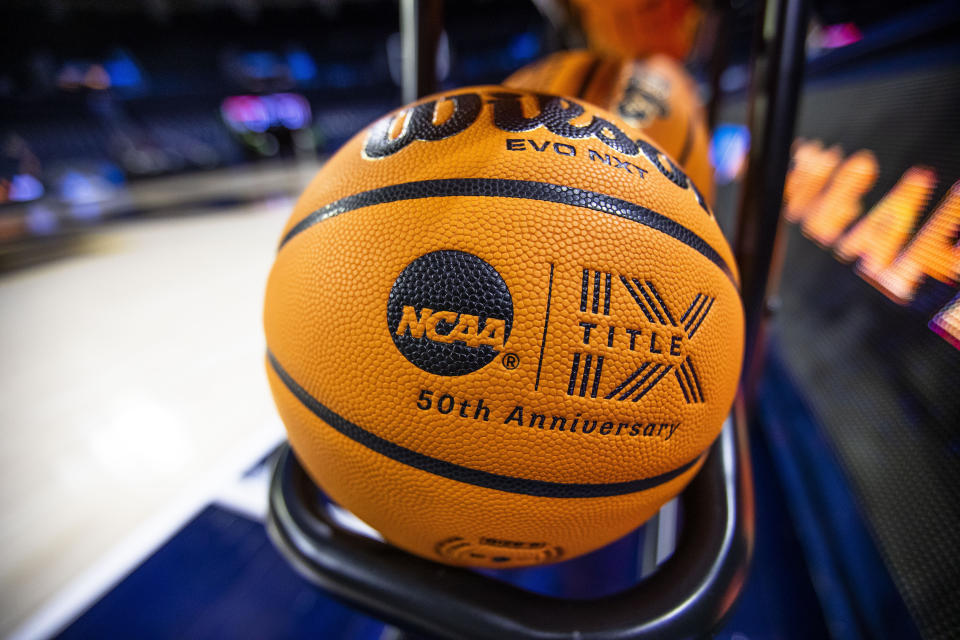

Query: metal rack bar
[
  {"left": 268, "top": 404, "right": 753, "bottom": 640},
  {"left": 733, "top": 0, "right": 810, "bottom": 397},
  {"left": 400, "top": 0, "right": 444, "bottom": 103}
]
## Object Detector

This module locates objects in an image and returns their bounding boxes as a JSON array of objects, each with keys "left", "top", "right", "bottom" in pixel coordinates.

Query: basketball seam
[
  {"left": 267, "top": 350, "right": 705, "bottom": 499},
  {"left": 677, "top": 116, "right": 695, "bottom": 167},
  {"left": 575, "top": 56, "right": 604, "bottom": 98},
  {"left": 278, "top": 178, "right": 737, "bottom": 287}
]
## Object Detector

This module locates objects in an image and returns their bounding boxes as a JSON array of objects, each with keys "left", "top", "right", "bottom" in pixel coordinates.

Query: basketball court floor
[{"left": 0, "top": 165, "right": 313, "bottom": 638}]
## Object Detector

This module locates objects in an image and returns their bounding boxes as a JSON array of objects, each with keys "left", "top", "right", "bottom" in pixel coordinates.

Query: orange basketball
[
  {"left": 263, "top": 86, "right": 743, "bottom": 568},
  {"left": 505, "top": 51, "right": 715, "bottom": 205},
  {"left": 568, "top": 0, "right": 702, "bottom": 61}
]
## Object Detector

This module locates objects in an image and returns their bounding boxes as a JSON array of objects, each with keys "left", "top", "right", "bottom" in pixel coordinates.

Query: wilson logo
[
  {"left": 616, "top": 67, "right": 670, "bottom": 128},
  {"left": 387, "top": 251, "right": 514, "bottom": 376},
  {"left": 395, "top": 306, "right": 507, "bottom": 350},
  {"left": 363, "top": 88, "right": 709, "bottom": 215}
]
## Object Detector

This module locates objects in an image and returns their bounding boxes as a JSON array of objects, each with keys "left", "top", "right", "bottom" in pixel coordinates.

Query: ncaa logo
[{"left": 387, "top": 250, "right": 513, "bottom": 376}]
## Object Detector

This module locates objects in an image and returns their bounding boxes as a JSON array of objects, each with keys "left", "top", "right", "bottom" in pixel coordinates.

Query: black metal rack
[
  {"left": 266, "top": 0, "right": 808, "bottom": 636},
  {"left": 268, "top": 404, "right": 752, "bottom": 640}
]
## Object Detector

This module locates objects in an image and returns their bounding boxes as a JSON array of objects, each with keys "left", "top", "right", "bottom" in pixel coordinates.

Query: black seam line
[
  {"left": 677, "top": 117, "right": 695, "bottom": 167},
  {"left": 567, "top": 352, "right": 581, "bottom": 396},
  {"left": 268, "top": 351, "right": 703, "bottom": 498},
  {"left": 633, "top": 365, "right": 673, "bottom": 402},
  {"left": 576, "top": 56, "right": 604, "bottom": 98},
  {"left": 621, "top": 275, "right": 656, "bottom": 323},
  {"left": 680, "top": 361, "right": 699, "bottom": 403},
  {"left": 579, "top": 354, "right": 593, "bottom": 397},
  {"left": 278, "top": 178, "right": 737, "bottom": 287},
  {"left": 592, "top": 271, "right": 601, "bottom": 313},
  {"left": 579, "top": 268, "right": 589, "bottom": 312},
  {"left": 591, "top": 355, "right": 604, "bottom": 398},
  {"left": 620, "top": 363, "right": 661, "bottom": 401},
  {"left": 686, "top": 355, "right": 705, "bottom": 402},
  {"left": 674, "top": 369, "right": 692, "bottom": 403},
  {"left": 603, "top": 273, "right": 612, "bottom": 315},
  {"left": 635, "top": 278, "right": 667, "bottom": 325},
  {"left": 605, "top": 362, "right": 648, "bottom": 399},
  {"left": 685, "top": 294, "right": 709, "bottom": 332},
  {"left": 533, "top": 263, "right": 554, "bottom": 391},
  {"left": 680, "top": 293, "right": 702, "bottom": 323},
  {"left": 646, "top": 280, "right": 677, "bottom": 326},
  {"left": 688, "top": 297, "right": 714, "bottom": 338}
]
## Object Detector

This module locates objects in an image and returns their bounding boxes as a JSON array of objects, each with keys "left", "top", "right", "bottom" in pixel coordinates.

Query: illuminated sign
[
  {"left": 783, "top": 140, "right": 960, "bottom": 349},
  {"left": 220, "top": 93, "right": 312, "bottom": 134}
]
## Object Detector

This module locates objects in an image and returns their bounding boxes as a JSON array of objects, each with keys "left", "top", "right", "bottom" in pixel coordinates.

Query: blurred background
[
  {"left": 1, "top": 0, "right": 958, "bottom": 638},
  {"left": 0, "top": 0, "right": 550, "bottom": 256}
]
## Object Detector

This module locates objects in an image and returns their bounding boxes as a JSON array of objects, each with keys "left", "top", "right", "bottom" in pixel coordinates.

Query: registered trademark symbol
[{"left": 501, "top": 353, "right": 520, "bottom": 369}]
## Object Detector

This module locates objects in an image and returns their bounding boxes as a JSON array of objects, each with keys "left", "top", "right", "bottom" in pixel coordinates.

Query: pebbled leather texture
[{"left": 263, "top": 85, "right": 743, "bottom": 568}]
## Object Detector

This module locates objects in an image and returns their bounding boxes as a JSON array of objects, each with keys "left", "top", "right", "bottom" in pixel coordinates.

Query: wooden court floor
[{"left": 0, "top": 186, "right": 299, "bottom": 637}]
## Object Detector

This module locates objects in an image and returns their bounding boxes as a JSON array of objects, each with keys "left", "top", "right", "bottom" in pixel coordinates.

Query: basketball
[
  {"left": 263, "top": 86, "right": 744, "bottom": 567},
  {"left": 502, "top": 49, "right": 624, "bottom": 107},
  {"left": 568, "top": 0, "right": 702, "bottom": 61},
  {"left": 505, "top": 51, "right": 715, "bottom": 206}
]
